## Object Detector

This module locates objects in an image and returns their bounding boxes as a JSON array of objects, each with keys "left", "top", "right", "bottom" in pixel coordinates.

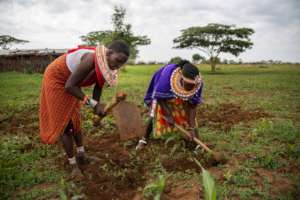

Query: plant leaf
[
  {"left": 194, "top": 158, "right": 217, "bottom": 200},
  {"left": 202, "top": 168, "right": 217, "bottom": 200}
]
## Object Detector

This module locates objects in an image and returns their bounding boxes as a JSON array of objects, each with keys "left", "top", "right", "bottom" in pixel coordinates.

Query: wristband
[
  {"left": 82, "top": 96, "right": 98, "bottom": 109},
  {"left": 88, "top": 99, "right": 98, "bottom": 108}
]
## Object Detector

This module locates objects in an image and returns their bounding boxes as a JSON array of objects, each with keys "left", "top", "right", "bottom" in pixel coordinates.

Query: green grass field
[{"left": 0, "top": 64, "right": 300, "bottom": 199}]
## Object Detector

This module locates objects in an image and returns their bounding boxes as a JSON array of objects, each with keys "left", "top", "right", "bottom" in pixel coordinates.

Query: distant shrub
[
  {"left": 147, "top": 61, "right": 159, "bottom": 65},
  {"left": 24, "top": 62, "right": 35, "bottom": 74},
  {"left": 258, "top": 65, "right": 269, "bottom": 68},
  {"left": 136, "top": 61, "right": 146, "bottom": 65},
  {"left": 169, "top": 56, "right": 182, "bottom": 64}
]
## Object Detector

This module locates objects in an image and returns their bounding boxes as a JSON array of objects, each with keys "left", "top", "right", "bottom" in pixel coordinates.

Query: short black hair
[
  {"left": 107, "top": 40, "right": 130, "bottom": 57},
  {"left": 178, "top": 60, "right": 199, "bottom": 79}
]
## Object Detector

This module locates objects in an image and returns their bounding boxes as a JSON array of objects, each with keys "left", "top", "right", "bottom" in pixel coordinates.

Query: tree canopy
[
  {"left": 173, "top": 23, "right": 254, "bottom": 72},
  {"left": 192, "top": 53, "right": 205, "bottom": 64},
  {"left": 169, "top": 56, "right": 183, "bottom": 64},
  {"left": 81, "top": 6, "right": 151, "bottom": 61},
  {"left": 0, "top": 35, "right": 29, "bottom": 50}
]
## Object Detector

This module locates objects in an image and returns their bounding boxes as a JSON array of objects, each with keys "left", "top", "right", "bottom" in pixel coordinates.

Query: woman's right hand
[{"left": 93, "top": 103, "right": 106, "bottom": 117}]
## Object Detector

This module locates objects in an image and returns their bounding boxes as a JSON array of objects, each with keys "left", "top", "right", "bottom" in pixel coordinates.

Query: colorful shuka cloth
[
  {"left": 144, "top": 64, "right": 204, "bottom": 138},
  {"left": 39, "top": 45, "right": 117, "bottom": 144},
  {"left": 154, "top": 98, "right": 188, "bottom": 138}
]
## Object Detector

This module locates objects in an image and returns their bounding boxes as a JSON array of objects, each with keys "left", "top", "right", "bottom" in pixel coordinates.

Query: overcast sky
[{"left": 1, "top": 0, "right": 299, "bottom": 62}]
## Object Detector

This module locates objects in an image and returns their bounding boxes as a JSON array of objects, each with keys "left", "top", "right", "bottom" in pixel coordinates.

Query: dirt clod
[{"left": 197, "top": 103, "right": 271, "bottom": 132}]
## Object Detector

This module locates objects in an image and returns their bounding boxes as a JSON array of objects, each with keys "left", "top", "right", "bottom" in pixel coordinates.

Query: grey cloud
[{"left": 0, "top": 0, "right": 299, "bottom": 62}]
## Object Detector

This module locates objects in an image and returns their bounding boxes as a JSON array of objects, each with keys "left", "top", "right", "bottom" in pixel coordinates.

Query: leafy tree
[
  {"left": 169, "top": 56, "right": 182, "bottom": 64},
  {"left": 173, "top": 23, "right": 254, "bottom": 72},
  {"left": 238, "top": 58, "right": 243, "bottom": 64},
  {"left": 0, "top": 35, "right": 29, "bottom": 50},
  {"left": 222, "top": 58, "right": 228, "bottom": 64},
  {"left": 192, "top": 53, "right": 205, "bottom": 64},
  {"left": 229, "top": 59, "right": 237, "bottom": 64},
  {"left": 81, "top": 6, "right": 151, "bottom": 61}
]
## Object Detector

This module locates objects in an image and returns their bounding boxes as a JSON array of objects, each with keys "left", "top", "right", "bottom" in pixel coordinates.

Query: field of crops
[{"left": 0, "top": 64, "right": 299, "bottom": 199}]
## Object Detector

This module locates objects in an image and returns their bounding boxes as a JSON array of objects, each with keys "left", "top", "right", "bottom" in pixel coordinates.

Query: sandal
[{"left": 135, "top": 138, "right": 147, "bottom": 150}]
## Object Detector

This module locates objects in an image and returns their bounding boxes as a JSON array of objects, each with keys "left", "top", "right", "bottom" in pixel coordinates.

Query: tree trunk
[
  {"left": 211, "top": 62, "right": 216, "bottom": 73},
  {"left": 210, "top": 57, "right": 216, "bottom": 73}
]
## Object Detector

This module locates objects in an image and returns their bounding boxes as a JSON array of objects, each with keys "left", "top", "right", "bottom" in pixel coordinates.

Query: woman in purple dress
[{"left": 136, "top": 60, "right": 204, "bottom": 149}]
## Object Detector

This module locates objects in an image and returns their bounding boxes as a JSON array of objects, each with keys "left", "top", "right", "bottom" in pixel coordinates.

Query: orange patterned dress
[
  {"left": 153, "top": 98, "right": 189, "bottom": 138},
  {"left": 39, "top": 46, "right": 111, "bottom": 144},
  {"left": 39, "top": 54, "right": 82, "bottom": 144}
]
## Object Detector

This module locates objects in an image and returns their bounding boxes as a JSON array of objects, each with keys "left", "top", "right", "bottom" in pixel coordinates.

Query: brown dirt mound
[
  {"left": 78, "top": 134, "right": 211, "bottom": 200},
  {"left": 162, "top": 177, "right": 203, "bottom": 200},
  {"left": 254, "top": 168, "right": 296, "bottom": 198},
  {"left": 82, "top": 134, "right": 140, "bottom": 200},
  {"left": 197, "top": 103, "right": 271, "bottom": 132},
  {"left": 162, "top": 158, "right": 201, "bottom": 172}
]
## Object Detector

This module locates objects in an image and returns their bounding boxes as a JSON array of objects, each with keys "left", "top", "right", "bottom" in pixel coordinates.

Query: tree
[
  {"left": 173, "top": 23, "right": 254, "bottom": 72},
  {"left": 229, "top": 59, "right": 236, "bottom": 65},
  {"left": 0, "top": 35, "right": 29, "bottom": 50},
  {"left": 192, "top": 53, "right": 205, "bottom": 64},
  {"left": 169, "top": 56, "right": 182, "bottom": 64},
  {"left": 222, "top": 58, "right": 228, "bottom": 64},
  {"left": 238, "top": 58, "right": 243, "bottom": 64},
  {"left": 81, "top": 6, "right": 151, "bottom": 61}
]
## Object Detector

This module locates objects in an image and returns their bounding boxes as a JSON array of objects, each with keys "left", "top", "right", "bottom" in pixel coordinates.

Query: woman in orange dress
[{"left": 39, "top": 41, "right": 129, "bottom": 175}]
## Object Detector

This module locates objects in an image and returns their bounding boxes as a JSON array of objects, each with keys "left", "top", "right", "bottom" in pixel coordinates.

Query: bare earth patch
[{"left": 197, "top": 103, "right": 271, "bottom": 132}]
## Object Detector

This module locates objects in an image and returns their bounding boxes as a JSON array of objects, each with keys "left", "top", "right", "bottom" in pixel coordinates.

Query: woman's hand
[{"left": 93, "top": 103, "right": 106, "bottom": 117}]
